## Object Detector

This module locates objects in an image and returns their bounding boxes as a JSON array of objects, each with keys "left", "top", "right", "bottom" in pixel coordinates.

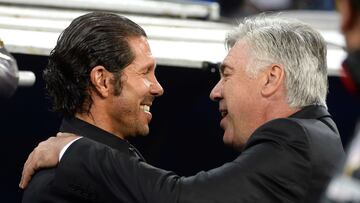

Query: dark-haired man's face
[{"left": 106, "top": 36, "right": 163, "bottom": 138}]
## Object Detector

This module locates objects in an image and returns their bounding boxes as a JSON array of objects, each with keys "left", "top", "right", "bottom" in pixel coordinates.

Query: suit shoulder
[
  {"left": 245, "top": 118, "right": 310, "bottom": 152},
  {"left": 252, "top": 118, "right": 308, "bottom": 141}
]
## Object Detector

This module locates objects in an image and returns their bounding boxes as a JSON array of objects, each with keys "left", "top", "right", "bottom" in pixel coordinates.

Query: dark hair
[
  {"left": 43, "top": 12, "right": 147, "bottom": 116},
  {"left": 350, "top": 0, "right": 360, "bottom": 12}
]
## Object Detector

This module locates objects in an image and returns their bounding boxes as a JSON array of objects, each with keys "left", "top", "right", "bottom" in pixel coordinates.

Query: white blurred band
[{"left": 18, "top": 70, "right": 35, "bottom": 87}]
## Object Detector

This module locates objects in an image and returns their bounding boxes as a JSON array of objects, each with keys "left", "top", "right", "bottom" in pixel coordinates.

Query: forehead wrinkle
[{"left": 130, "top": 56, "right": 155, "bottom": 72}]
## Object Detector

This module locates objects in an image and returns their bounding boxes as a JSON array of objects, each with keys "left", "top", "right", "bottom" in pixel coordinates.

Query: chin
[
  {"left": 222, "top": 135, "right": 233, "bottom": 146},
  {"left": 138, "top": 125, "right": 150, "bottom": 136},
  {"left": 223, "top": 136, "right": 244, "bottom": 151}
]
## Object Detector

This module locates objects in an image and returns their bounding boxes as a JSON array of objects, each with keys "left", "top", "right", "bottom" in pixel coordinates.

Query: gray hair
[{"left": 226, "top": 14, "right": 328, "bottom": 108}]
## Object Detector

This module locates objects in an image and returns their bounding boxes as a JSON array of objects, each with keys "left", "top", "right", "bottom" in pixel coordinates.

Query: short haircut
[
  {"left": 44, "top": 12, "right": 147, "bottom": 116},
  {"left": 226, "top": 14, "right": 328, "bottom": 108}
]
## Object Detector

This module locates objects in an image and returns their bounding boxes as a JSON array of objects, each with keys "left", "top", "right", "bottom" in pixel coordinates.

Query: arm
[
  {"left": 20, "top": 119, "right": 311, "bottom": 203},
  {"left": 55, "top": 119, "right": 312, "bottom": 202},
  {"left": 19, "top": 133, "right": 80, "bottom": 188},
  {"left": 56, "top": 138, "right": 182, "bottom": 203}
]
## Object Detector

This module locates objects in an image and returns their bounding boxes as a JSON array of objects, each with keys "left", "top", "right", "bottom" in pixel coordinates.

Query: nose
[
  {"left": 210, "top": 80, "right": 223, "bottom": 101},
  {"left": 150, "top": 77, "right": 164, "bottom": 97}
]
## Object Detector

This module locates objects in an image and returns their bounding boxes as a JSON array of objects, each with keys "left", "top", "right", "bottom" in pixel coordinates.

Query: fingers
[
  {"left": 19, "top": 136, "right": 58, "bottom": 189},
  {"left": 56, "top": 132, "right": 66, "bottom": 137},
  {"left": 19, "top": 134, "right": 80, "bottom": 189},
  {"left": 19, "top": 132, "right": 79, "bottom": 189},
  {"left": 19, "top": 140, "right": 48, "bottom": 189},
  {"left": 19, "top": 150, "right": 35, "bottom": 189},
  {"left": 56, "top": 132, "right": 78, "bottom": 137}
]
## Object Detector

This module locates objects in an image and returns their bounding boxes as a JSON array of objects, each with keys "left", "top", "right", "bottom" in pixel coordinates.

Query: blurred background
[{"left": 0, "top": 0, "right": 358, "bottom": 202}]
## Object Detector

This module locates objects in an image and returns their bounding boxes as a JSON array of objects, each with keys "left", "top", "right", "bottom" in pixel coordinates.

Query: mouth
[
  {"left": 220, "top": 109, "right": 228, "bottom": 118},
  {"left": 140, "top": 104, "right": 151, "bottom": 113}
]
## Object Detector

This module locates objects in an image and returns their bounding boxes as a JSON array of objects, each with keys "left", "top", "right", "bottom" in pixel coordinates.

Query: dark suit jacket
[
  {"left": 22, "top": 117, "right": 144, "bottom": 203},
  {"left": 33, "top": 105, "right": 345, "bottom": 203}
]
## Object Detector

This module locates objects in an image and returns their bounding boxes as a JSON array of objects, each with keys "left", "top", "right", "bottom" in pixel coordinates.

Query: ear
[
  {"left": 89, "top": 66, "right": 112, "bottom": 98},
  {"left": 340, "top": 0, "right": 356, "bottom": 32},
  {"left": 261, "top": 64, "right": 284, "bottom": 97}
]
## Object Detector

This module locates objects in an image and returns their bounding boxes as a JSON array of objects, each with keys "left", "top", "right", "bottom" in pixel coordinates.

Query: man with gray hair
[{"left": 20, "top": 14, "right": 344, "bottom": 202}]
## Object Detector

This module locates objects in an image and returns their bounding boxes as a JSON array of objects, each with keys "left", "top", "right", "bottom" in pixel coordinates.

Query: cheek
[
  {"left": 228, "top": 104, "right": 242, "bottom": 127},
  {"left": 226, "top": 85, "right": 245, "bottom": 109},
  {"left": 227, "top": 90, "right": 249, "bottom": 126},
  {"left": 123, "top": 77, "right": 150, "bottom": 98}
]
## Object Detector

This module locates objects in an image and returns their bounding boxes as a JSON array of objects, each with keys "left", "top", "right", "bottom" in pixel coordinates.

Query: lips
[
  {"left": 220, "top": 109, "right": 228, "bottom": 118},
  {"left": 219, "top": 108, "right": 228, "bottom": 130},
  {"left": 140, "top": 104, "right": 152, "bottom": 122}
]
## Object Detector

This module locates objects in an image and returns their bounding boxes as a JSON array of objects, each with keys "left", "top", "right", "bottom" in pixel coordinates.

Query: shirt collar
[
  {"left": 59, "top": 116, "right": 131, "bottom": 154},
  {"left": 289, "top": 105, "right": 331, "bottom": 120}
]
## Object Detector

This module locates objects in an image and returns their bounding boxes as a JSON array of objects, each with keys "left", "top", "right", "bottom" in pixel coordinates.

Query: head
[
  {"left": 210, "top": 14, "right": 328, "bottom": 149},
  {"left": 44, "top": 12, "right": 163, "bottom": 138}
]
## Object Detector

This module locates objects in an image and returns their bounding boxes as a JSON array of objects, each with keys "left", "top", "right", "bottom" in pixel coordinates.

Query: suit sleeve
[{"left": 57, "top": 118, "right": 312, "bottom": 203}]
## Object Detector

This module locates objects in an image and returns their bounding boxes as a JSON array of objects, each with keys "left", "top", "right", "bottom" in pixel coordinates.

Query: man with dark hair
[
  {"left": 21, "top": 12, "right": 163, "bottom": 202},
  {"left": 20, "top": 15, "right": 344, "bottom": 202}
]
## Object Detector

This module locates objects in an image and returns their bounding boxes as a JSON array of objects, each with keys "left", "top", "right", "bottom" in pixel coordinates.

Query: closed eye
[
  {"left": 143, "top": 68, "right": 150, "bottom": 75},
  {"left": 219, "top": 63, "right": 233, "bottom": 80},
  {"left": 222, "top": 71, "right": 231, "bottom": 81}
]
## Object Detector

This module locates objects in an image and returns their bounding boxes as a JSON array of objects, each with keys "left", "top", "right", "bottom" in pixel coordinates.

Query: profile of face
[
  {"left": 106, "top": 36, "right": 163, "bottom": 138},
  {"left": 210, "top": 40, "right": 267, "bottom": 149}
]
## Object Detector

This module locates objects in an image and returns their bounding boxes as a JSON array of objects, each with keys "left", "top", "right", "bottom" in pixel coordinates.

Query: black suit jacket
[
  {"left": 34, "top": 105, "right": 345, "bottom": 203},
  {"left": 22, "top": 117, "right": 144, "bottom": 203}
]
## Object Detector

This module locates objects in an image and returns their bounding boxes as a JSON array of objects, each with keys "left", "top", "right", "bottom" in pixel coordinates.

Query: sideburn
[{"left": 112, "top": 71, "right": 123, "bottom": 96}]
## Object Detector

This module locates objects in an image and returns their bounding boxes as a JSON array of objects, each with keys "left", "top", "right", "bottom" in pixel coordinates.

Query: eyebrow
[
  {"left": 219, "top": 63, "right": 233, "bottom": 74},
  {"left": 149, "top": 59, "right": 156, "bottom": 69},
  {"left": 141, "top": 62, "right": 156, "bottom": 72},
  {"left": 219, "top": 63, "right": 226, "bottom": 74}
]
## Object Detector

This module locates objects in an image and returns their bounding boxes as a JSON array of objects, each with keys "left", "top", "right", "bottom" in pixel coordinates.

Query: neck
[
  {"left": 263, "top": 96, "right": 300, "bottom": 123},
  {"left": 75, "top": 109, "right": 126, "bottom": 140},
  {"left": 265, "top": 106, "right": 299, "bottom": 123}
]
